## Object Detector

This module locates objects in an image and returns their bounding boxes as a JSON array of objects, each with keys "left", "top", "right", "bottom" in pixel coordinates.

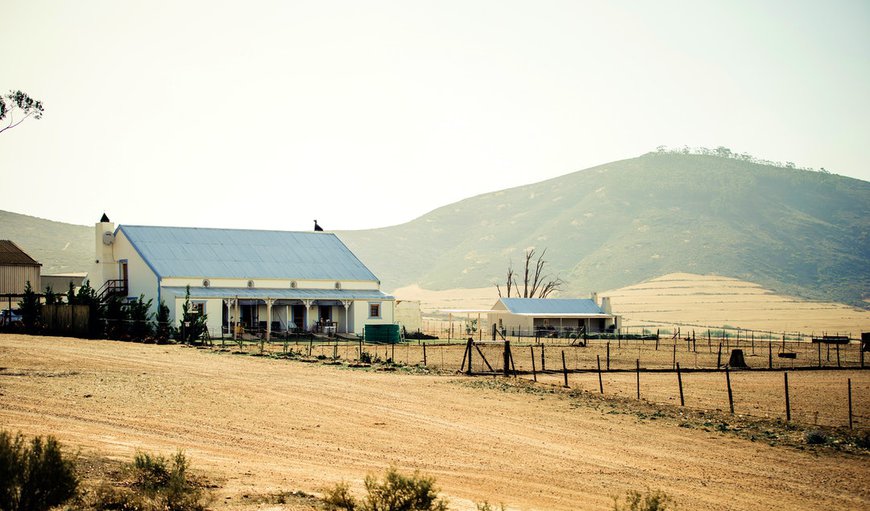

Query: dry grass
[{"left": 394, "top": 273, "right": 870, "bottom": 339}]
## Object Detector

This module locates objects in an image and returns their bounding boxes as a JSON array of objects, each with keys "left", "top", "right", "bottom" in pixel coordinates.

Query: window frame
[{"left": 368, "top": 302, "right": 382, "bottom": 319}]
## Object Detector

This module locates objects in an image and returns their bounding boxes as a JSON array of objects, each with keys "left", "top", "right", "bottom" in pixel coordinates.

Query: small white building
[
  {"left": 89, "top": 215, "right": 394, "bottom": 338},
  {"left": 395, "top": 300, "right": 423, "bottom": 334},
  {"left": 487, "top": 297, "right": 619, "bottom": 337}
]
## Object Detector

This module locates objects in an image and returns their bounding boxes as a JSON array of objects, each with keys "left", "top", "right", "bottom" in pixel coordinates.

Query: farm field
[
  {"left": 394, "top": 273, "right": 870, "bottom": 339},
  {"left": 1, "top": 334, "right": 868, "bottom": 511}
]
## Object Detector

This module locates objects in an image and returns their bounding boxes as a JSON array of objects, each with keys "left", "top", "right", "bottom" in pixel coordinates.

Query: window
[
  {"left": 191, "top": 302, "right": 205, "bottom": 315},
  {"left": 368, "top": 302, "right": 381, "bottom": 318}
]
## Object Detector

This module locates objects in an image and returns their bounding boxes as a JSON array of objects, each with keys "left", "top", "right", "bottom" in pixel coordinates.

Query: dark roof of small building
[{"left": 0, "top": 240, "right": 41, "bottom": 267}]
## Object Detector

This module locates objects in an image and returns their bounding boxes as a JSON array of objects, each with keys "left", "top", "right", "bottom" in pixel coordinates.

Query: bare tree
[
  {"left": 496, "top": 248, "right": 564, "bottom": 298},
  {"left": 0, "top": 90, "right": 44, "bottom": 134}
]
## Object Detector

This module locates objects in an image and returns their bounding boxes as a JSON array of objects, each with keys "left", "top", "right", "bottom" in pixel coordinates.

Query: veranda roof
[{"left": 162, "top": 286, "right": 393, "bottom": 302}]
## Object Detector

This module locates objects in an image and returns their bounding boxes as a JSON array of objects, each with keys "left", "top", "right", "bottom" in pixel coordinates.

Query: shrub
[
  {"left": 323, "top": 481, "right": 356, "bottom": 511},
  {"left": 322, "top": 467, "right": 447, "bottom": 511},
  {"left": 0, "top": 430, "right": 78, "bottom": 511},
  {"left": 804, "top": 430, "right": 827, "bottom": 445},
  {"left": 613, "top": 488, "right": 674, "bottom": 511},
  {"left": 123, "top": 450, "right": 206, "bottom": 511}
]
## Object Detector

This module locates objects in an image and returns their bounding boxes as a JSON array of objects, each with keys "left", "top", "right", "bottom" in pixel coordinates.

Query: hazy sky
[{"left": 2, "top": 1, "right": 868, "bottom": 231}]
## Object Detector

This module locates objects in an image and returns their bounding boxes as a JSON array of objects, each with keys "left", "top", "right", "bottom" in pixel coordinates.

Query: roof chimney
[
  {"left": 591, "top": 291, "right": 599, "bottom": 306},
  {"left": 601, "top": 296, "right": 612, "bottom": 315}
]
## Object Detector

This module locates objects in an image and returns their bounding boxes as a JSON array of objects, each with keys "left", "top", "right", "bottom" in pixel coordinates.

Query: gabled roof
[
  {"left": 0, "top": 240, "right": 41, "bottom": 266},
  {"left": 118, "top": 226, "right": 379, "bottom": 282},
  {"left": 496, "top": 298, "right": 608, "bottom": 317}
]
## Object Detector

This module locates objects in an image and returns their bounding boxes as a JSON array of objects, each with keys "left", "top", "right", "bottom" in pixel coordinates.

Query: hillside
[
  {"left": 1, "top": 152, "right": 867, "bottom": 307},
  {"left": 0, "top": 210, "right": 92, "bottom": 274},
  {"left": 338, "top": 153, "right": 870, "bottom": 307}
]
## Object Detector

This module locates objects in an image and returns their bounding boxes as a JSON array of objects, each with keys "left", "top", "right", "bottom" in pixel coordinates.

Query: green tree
[
  {"left": 103, "top": 294, "right": 128, "bottom": 340},
  {"left": 43, "top": 286, "right": 58, "bottom": 306},
  {"left": 0, "top": 91, "right": 44, "bottom": 135},
  {"left": 155, "top": 299, "right": 171, "bottom": 343},
  {"left": 178, "top": 286, "right": 207, "bottom": 344},
  {"left": 17, "top": 281, "right": 41, "bottom": 333},
  {"left": 128, "top": 294, "right": 154, "bottom": 340},
  {"left": 75, "top": 280, "right": 103, "bottom": 338}
]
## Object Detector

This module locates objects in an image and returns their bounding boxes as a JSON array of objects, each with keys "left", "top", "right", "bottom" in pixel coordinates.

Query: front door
[{"left": 291, "top": 305, "right": 306, "bottom": 331}]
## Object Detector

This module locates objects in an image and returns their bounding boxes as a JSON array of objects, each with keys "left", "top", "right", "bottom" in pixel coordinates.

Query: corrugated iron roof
[
  {"left": 119, "top": 226, "right": 379, "bottom": 282},
  {"left": 0, "top": 240, "right": 41, "bottom": 266},
  {"left": 499, "top": 298, "right": 606, "bottom": 315},
  {"left": 162, "top": 286, "right": 393, "bottom": 301}
]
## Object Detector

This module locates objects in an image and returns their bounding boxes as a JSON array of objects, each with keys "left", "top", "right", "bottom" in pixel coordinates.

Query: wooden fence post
[
  {"left": 656, "top": 330, "right": 660, "bottom": 350},
  {"left": 423, "top": 343, "right": 427, "bottom": 366},
  {"left": 717, "top": 343, "right": 722, "bottom": 369},
  {"left": 784, "top": 372, "right": 791, "bottom": 422},
  {"left": 466, "top": 338, "right": 474, "bottom": 375},
  {"left": 541, "top": 343, "right": 546, "bottom": 372},
  {"left": 636, "top": 359, "right": 640, "bottom": 400},
  {"left": 606, "top": 342, "right": 611, "bottom": 371},
  {"left": 673, "top": 343, "right": 677, "bottom": 371},
  {"left": 597, "top": 355, "right": 604, "bottom": 394},
  {"left": 676, "top": 362, "right": 684, "bottom": 406},
  {"left": 530, "top": 346, "right": 537, "bottom": 382},
  {"left": 725, "top": 367, "right": 734, "bottom": 414},
  {"left": 836, "top": 343, "right": 841, "bottom": 368},
  {"left": 504, "top": 341, "right": 512, "bottom": 377},
  {"left": 848, "top": 378, "right": 853, "bottom": 429},
  {"left": 768, "top": 341, "right": 772, "bottom": 369},
  {"left": 561, "top": 351, "right": 568, "bottom": 388}
]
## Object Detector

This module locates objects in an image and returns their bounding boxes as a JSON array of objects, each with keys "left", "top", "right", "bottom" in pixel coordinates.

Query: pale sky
[{"left": 2, "top": 1, "right": 868, "bottom": 231}]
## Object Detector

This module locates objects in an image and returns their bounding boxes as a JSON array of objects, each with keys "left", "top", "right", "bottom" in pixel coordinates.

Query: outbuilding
[
  {"left": 0, "top": 240, "right": 41, "bottom": 296},
  {"left": 487, "top": 296, "right": 619, "bottom": 338},
  {"left": 88, "top": 215, "right": 394, "bottom": 338}
]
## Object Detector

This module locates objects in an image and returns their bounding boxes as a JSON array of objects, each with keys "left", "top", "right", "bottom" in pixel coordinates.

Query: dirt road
[{"left": 0, "top": 335, "right": 867, "bottom": 510}]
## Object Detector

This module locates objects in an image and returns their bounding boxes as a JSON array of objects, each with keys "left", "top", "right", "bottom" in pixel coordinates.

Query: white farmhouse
[
  {"left": 487, "top": 296, "right": 619, "bottom": 337},
  {"left": 89, "top": 215, "right": 394, "bottom": 338}
]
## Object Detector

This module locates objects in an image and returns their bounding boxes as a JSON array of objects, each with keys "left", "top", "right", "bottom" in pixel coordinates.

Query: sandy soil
[{"left": 1, "top": 334, "right": 868, "bottom": 511}]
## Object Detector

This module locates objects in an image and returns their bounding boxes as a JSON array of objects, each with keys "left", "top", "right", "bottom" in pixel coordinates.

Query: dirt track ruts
[{"left": 0, "top": 335, "right": 867, "bottom": 510}]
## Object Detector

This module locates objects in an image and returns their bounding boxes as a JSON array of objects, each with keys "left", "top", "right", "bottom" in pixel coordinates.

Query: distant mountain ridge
[
  {"left": 336, "top": 152, "right": 869, "bottom": 307},
  {"left": 1, "top": 152, "right": 867, "bottom": 307}
]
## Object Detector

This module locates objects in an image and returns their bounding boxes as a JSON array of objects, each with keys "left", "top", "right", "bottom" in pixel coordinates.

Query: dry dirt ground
[{"left": 1, "top": 334, "right": 868, "bottom": 511}]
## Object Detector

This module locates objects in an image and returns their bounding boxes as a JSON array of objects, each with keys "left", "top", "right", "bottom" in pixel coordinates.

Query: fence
[{"left": 42, "top": 304, "right": 90, "bottom": 337}]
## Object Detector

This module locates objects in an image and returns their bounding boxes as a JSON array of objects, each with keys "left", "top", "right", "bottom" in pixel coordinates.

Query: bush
[
  {"left": 613, "top": 489, "right": 674, "bottom": 511},
  {"left": 322, "top": 467, "right": 447, "bottom": 511},
  {"left": 804, "top": 430, "right": 827, "bottom": 445},
  {"left": 0, "top": 430, "right": 78, "bottom": 511},
  {"left": 323, "top": 482, "right": 356, "bottom": 511},
  {"left": 127, "top": 451, "right": 205, "bottom": 511}
]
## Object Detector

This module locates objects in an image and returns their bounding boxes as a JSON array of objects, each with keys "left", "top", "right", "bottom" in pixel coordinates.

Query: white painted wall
[
  {"left": 111, "top": 229, "right": 160, "bottom": 317},
  {"left": 395, "top": 300, "right": 422, "bottom": 333}
]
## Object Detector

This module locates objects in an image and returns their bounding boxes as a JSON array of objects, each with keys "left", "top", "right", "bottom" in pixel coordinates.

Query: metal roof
[
  {"left": 498, "top": 298, "right": 608, "bottom": 316},
  {"left": 0, "top": 240, "right": 40, "bottom": 266},
  {"left": 119, "top": 226, "right": 379, "bottom": 282},
  {"left": 162, "top": 286, "right": 393, "bottom": 301}
]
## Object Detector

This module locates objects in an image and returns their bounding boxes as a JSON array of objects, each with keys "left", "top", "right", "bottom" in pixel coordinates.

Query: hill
[
  {"left": 1, "top": 152, "right": 867, "bottom": 307},
  {"left": 0, "top": 210, "right": 92, "bottom": 275},
  {"left": 338, "top": 152, "right": 870, "bottom": 307}
]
